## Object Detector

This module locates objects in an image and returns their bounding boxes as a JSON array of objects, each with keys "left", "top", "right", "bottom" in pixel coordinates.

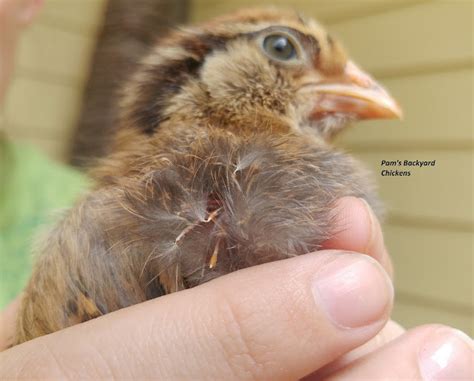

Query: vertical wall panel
[{"left": 5, "top": 0, "right": 106, "bottom": 161}]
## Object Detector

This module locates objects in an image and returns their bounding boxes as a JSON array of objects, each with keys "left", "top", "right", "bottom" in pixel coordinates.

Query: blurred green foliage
[{"left": 0, "top": 140, "right": 88, "bottom": 308}]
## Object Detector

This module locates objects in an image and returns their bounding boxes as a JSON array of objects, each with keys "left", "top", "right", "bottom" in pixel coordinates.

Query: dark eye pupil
[
  {"left": 263, "top": 35, "right": 296, "bottom": 60},
  {"left": 273, "top": 37, "right": 288, "bottom": 52}
]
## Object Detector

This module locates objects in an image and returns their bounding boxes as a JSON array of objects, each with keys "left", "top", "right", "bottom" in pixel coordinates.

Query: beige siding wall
[
  {"left": 192, "top": 0, "right": 473, "bottom": 334},
  {"left": 2, "top": 0, "right": 107, "bottom": 161}
]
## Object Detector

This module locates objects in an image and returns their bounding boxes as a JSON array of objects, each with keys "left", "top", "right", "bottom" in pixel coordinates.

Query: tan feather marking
[
  {"left": 77, "top": 293, "right": 102, "bottom": 318},
  {"left": 209, "top": 239, "right": 221, "bottom": 269}
]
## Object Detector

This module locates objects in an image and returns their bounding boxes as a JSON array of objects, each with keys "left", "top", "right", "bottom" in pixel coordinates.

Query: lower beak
[{"left": 311, "top": 61, "right": 403, "bottom": 120}]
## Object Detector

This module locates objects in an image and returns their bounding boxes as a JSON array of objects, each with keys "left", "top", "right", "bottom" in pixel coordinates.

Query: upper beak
[{"left": 311, "top": 60, "right": 403, "bottom": 120}]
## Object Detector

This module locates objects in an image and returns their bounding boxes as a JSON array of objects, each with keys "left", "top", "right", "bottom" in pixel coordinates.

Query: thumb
[{"left": 0, "top": 251, "right": 393, "bottom": 380}]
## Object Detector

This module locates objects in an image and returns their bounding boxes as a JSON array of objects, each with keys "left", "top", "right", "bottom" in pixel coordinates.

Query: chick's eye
[{"left": 263, "top": 34, "right": 297, "bottom": 61}]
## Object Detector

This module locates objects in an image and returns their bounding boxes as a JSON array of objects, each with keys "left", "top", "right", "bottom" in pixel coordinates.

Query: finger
[
  {"left": 0, "top": 0, "right": 43, "bottom": 103},
  {"left": 0, "top": 0, "right": 44, "bottom": 25},
  {"left": 322, "top": 196, "right": 393, "bottom": 278},
  {"left": 0, "top": 296, "right": 22, "bottom": 351},
  {"left": 303, "top": 319, "right": 405, "bottom": 380},
  {"left": 326, "top": 325, "right": 473, "bottom": 381},
  {"left": 0, "top": 251, "right": 393, "bottom": 380}
]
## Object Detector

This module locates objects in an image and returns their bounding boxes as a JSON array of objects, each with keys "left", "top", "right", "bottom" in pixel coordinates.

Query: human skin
[
  {"left": 0, "top": 197, "right": 472, "bottom": 380},
  {"left": 0, "top": 0, "right": 43, "bottom": 104}
]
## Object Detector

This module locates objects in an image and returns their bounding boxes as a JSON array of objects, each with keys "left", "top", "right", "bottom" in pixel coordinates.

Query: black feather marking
[
  {"left": 66, "top": 299, "right": 78, "bottom": 316},
  {"left": 145, "top": 279, "right": 167, "bottom": 299},
  {"left": 131, "top": 34, "right": 232, "bottom": 135}
]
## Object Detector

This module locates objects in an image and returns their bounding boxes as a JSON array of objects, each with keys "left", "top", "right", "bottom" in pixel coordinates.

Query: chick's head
[{"left": 122, "top": 8, "right": 401, "bottom": 140}]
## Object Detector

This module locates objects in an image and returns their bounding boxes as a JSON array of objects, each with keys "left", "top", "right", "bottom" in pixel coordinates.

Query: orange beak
[{"left": 310, "top": 61, "right": 403, "bottom": 120}]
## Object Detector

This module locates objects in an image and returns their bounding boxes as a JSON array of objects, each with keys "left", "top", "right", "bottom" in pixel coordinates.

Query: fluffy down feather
[{"left": 15, "top": 128, "right": 380, "bottom": 344}]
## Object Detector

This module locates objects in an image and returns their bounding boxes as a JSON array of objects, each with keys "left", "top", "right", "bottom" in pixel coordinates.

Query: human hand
[
  {"left": 0, "top": 197, "right": 471, "bottom": 379},
  {"left": 0, "top": 0, "right": 43, "bottom": 103}
]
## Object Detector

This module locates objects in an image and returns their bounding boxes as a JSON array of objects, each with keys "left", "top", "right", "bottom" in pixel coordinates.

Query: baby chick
[{"left": 15, "top": 8, "right": 401, "bottom": 344}]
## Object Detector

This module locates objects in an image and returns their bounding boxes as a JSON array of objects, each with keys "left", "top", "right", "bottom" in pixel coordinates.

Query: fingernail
[
  {"left": 312, "top": 254, "right": 393, "bottom": 329},
  {"left": 418, "top": 328, "right": 474, "bottom": 381}
]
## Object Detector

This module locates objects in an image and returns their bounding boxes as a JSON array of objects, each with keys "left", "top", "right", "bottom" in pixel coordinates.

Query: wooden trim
[
  {"left": 345, "top": 141, "right": 474, "bottom": 153},
  {"left": 396, "top": 291, "right": 473, "bottom": 317},
  {"left": 15, "top": 68, "right": 79, "bottom": 88},
  {"left": 372, "top": 59, "right": 474, "bottom": 81},
  {"left": 388, "top": 214, "right": 473, "bottom": 233},
  {"left": 326, "top": 0, "right": 431, "bottom": 25}
]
